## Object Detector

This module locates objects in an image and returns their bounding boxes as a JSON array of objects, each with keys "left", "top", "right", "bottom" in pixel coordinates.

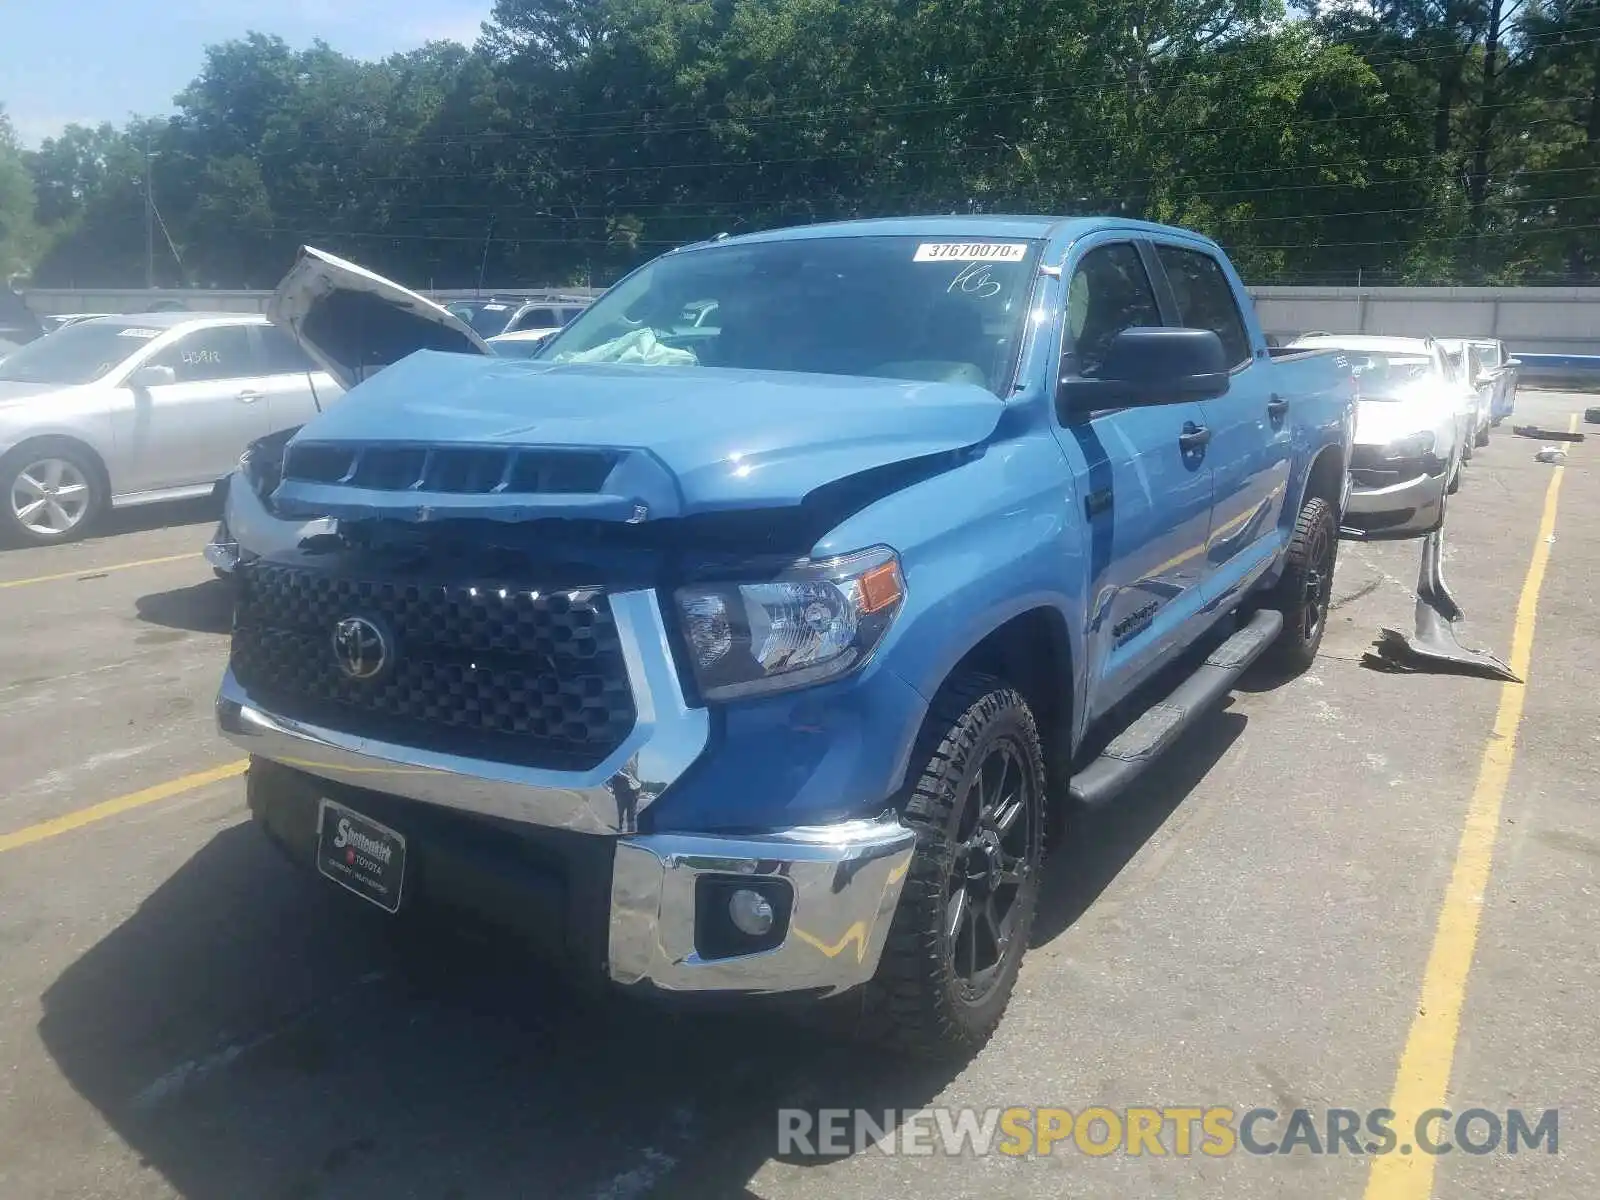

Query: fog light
[{"left": 728, "top": 888, "right": 775, "bottom": 937}]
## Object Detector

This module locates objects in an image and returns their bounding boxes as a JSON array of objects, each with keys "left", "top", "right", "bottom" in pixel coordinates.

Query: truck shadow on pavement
[
  {"left": 36, "top": 713, "right": 1245, "bottom": 1200},
  {"left": 1032, "top": 704, "right": 1246, "bottom": 947},
  {"left": 135, "top": 578, "right": 235, "bottom": 636}
]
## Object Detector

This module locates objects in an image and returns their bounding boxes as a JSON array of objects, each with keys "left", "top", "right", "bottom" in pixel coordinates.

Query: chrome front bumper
[
  {"left": 219, "top": 579, "right": 916, "bottom": 997},
  {"left": 609, "top": 819, "right": 916, "bottom": 996}
]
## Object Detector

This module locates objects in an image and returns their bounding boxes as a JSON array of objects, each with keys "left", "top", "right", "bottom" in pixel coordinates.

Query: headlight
[
  {"left": 673, "top": 546, "right": 906, "bottom": 701},
  {"left": 239, "top": 431, "right": 297, "bottom": 501},
  {"left": 1382, "top": 432, "right": 1434, "bottom": 459},
  {"left": 238, "top": 442, "right": 282, "bottom": 500}
]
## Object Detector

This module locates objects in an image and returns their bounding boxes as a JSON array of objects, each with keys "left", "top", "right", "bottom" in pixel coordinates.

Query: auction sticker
[{"left": 914, "top": 242, "right": 1028, "bottom": 263}]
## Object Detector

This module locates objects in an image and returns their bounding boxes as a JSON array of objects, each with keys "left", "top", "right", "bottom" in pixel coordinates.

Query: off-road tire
[
  {"left": 861, "top": 672, "right": 1046, "bottom": 1059},
  {"left": 1262, "top": 495, "right": 1338, "bottom": 676}
]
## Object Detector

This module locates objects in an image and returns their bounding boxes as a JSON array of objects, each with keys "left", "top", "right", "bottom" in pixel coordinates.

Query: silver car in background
[
  {"left": 0, "top": 312, "right": 343, "bottom": 545},
  {"left": 1470, "top": 337, "right": 1522, "bottom": 426}
]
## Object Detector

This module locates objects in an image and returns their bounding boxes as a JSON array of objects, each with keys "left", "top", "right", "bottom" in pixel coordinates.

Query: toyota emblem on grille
[{"left": 332, "top": 616, "right": 390, "bottom": 681}]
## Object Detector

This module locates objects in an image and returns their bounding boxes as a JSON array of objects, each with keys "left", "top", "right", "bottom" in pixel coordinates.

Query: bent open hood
[
  {"left": 270, "top": 351, "right": 1004, "bottom": 524},
  {"left": 268, "top": 246, "right": 492, "bottom": 390}
]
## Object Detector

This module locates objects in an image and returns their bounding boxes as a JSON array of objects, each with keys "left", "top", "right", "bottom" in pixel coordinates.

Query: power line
[
  {"left": 235, "top": 26, "right": 1600, "bottom": 156},
  {"left": 254, "top": 163, "right": 1600, "bottom": 232},
  {"left": 247, "top": 220, "right": 1600, "bottom": 252}
]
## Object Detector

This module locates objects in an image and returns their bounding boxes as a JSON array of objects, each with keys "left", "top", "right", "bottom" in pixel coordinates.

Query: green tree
[{"left": 0, "top": 106, "right": 40, "bottom": 279}]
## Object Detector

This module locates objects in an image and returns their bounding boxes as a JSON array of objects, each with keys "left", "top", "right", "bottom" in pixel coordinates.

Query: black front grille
[
  {"left": 1349, "top": 447, "right": 1446, "bottom": 478},
  {"left": 1350, "top": 468, "right": 1403, "bottom": 488},
  {"left": 231, "top": 562, "right": 637, "bottom": 771}
]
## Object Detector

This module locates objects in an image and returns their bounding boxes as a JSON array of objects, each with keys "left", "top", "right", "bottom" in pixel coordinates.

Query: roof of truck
[{"left": 676, "top": 215, "right": 1222, "bottom": 252}]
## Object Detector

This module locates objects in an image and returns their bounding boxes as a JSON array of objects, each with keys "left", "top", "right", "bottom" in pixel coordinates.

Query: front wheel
[
  {"left": 1262, "top": 495, "right": 1338, "bottom": 676},
  {"left": 1475, "top": 425, "right": 1491, "bottom": 448},
  {"left": 0, "top": 444, "right": 106, "bottom": 546},
  {"left": 864, "top": 672, "right": 1046, "bottom": 1058}
]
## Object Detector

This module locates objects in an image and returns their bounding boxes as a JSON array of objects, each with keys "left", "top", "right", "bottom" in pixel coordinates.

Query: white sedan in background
[
  {"left": 1289, "top": 333, "right": 1468, "bottom": 539},
  {"left": 1436, "top": 337, "right": 1496, "bottom": 452},
  {"left": 485, "top": 327, "right": 560, "bottom": 358},
  {"left": 0, "top": 312, "right": 343, "bottom": 545}
]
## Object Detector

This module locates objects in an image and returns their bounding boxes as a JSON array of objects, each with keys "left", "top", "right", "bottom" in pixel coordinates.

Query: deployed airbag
[{"left": 551, "top": 328, "right": 697, "bottom": 367}]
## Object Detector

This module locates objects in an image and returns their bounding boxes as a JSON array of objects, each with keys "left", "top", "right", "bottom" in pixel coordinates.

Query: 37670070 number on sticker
[{"left": 914, "top": 242, "right": 1029, "bottom": 263}]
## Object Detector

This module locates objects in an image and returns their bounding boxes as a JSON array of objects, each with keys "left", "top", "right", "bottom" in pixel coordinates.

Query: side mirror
[
  {"left": 1058, "top": 327, "right": 1230, "bottom": 414},
  {"left": 127, "top": 364, "right": 176, "bottom": 389}
]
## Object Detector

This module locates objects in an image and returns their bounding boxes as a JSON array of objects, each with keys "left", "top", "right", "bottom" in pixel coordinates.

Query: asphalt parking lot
[{"left": 1, "top": 391, "right": 1595, "bottom": 1200}]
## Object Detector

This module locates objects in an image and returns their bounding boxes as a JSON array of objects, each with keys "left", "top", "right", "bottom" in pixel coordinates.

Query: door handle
[
  {"left": 1178, "top": 423, "right": 1211, "bottom": 452},
  {"left": 236, "top": 389, "right": 263, "bottom": 404},
  {"left": 1267, "top": 394, "right": 1290, "bottom": 419}
]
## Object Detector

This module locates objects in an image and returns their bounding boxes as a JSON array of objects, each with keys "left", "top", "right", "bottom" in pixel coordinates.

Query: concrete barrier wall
[
  {"left": 1246, "top": 286, "right": 1600, "bottom": 356},
  {"left": 22, "top": 283, "right": 1600, "bottom": 357}
]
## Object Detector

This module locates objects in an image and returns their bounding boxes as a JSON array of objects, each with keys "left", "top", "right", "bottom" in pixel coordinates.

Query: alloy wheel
[
  {"left": 10, "top": 457, "right": 92, "bottom": 538},
  {"left": 946, "top": 738, "right": 1035, "bottom": 1002},
  {"left": 1299, "top": 518, "right": 1335, "bottom": 644}
]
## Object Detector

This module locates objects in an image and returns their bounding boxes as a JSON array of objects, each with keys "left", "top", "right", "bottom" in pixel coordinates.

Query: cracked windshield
[{"left": 0, "top": 0, "right": 1592, "bottom": 1198}]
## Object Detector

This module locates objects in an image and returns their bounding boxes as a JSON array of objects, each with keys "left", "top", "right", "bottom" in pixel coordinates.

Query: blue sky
[{"left": 2, "top": 1, "right": 494, "bottom": 146}]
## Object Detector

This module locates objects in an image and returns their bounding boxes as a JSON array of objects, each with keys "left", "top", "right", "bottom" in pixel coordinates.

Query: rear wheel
[
  {"left": 0, "top": 443, "right": 107, "bottom": 546},
  {"left": 863, "top": 672, "right": 1046, "bottom": 1058},
  {"left": 1262, "top": 495, "right": 1338, "bottom": 676}
]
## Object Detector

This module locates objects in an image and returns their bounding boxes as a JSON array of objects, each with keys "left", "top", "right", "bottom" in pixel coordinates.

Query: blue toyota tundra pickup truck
[{"left": 217, "top": 218, "right": 1354, "bottom": 1056}]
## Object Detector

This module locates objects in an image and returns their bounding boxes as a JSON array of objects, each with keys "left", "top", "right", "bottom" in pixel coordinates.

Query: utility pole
[
  {"left": 143, "top": 132, "right": 154, "bottom": 290},
  {"left": 477, "top": 214, "right": 496, "bottom": 295}
]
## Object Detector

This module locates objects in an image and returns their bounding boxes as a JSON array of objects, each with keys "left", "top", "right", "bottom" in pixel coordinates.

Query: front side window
[
  {"left": 1063, "top": 243, "right": 1163, "bottom": 378},
  {"left": 147, "top": 326, "right": 256, "bottom": 383},
  {"left": 536, "top": 235, "right": 1044, "bottom": 396},
  {"left": 1156, "top": 245, "right": 1252, "bottom": 367}
]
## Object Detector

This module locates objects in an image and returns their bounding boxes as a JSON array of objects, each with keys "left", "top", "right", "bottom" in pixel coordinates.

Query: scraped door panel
[{"left": 1052, "top": 239, "right": 1216, "bottom": 721}]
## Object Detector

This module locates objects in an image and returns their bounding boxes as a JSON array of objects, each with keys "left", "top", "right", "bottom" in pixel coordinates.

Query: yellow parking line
[
  {"left": 1364, "top": 412, "right": 1577, "bottom": 1199},
  {"left": 0, "top": 551, "right": 201, "bottom": 590},
  {"left": 0, "top": 759, "right": 247, "bottom": 853}
]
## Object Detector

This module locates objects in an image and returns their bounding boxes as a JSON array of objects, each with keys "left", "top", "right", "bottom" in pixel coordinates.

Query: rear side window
[
  {"left": 1155, "top": 246, "right": 1252, "bottom": 368},
  {"left": 1064, "top": 243, "right": 1163, "bottom": 378},
  {"left": 257, "top": 325, "right": 316, "bottom": 374}
]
